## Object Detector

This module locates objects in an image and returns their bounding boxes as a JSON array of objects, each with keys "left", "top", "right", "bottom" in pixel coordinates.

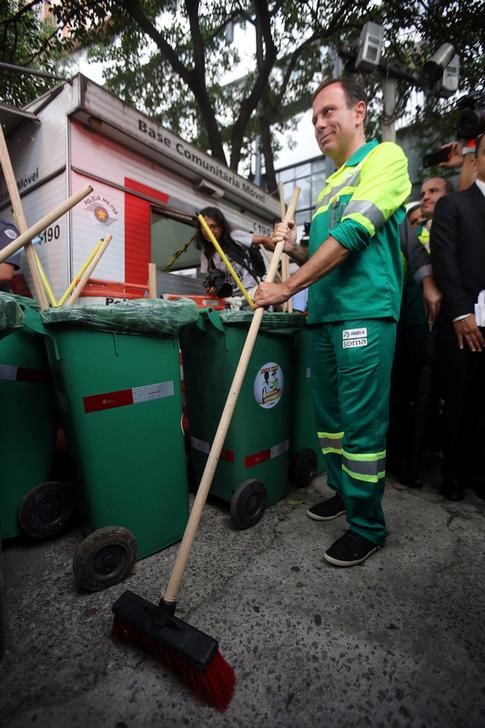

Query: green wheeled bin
[
  {"left": 180, "top": 309, "right": 305, "bottom": 529},
  {"left": 290, "top": 323, "right": 326, "bottom": 487},
  {"left": 40, "top": 298, "right": 198, "bottom": 592},
  {"left": 0, "top": 293, "right": 75, "bottom": 541}
]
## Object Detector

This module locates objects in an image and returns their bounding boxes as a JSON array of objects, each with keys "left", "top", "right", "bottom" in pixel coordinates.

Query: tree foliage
[
  {"left": 0, "top": 1, "right": 68, "bottom": 107},
  {"left": 2, "top": 1, "right": 484, "bottom": 191}
]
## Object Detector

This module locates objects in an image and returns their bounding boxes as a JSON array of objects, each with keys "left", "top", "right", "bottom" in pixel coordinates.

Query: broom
[{"left": 112, "top": 187, "right": 300, "bottom": 711}]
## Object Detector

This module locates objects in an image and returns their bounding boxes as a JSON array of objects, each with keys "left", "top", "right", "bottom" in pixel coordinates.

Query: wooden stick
[
  {"left": 281, "top": 254, "right": 289, "bottom": 283},
  {"left": 0, "top": 184, "right": 93, "bottom": 264},
  {"left": 283, "top": 255, "right": 293, "bottom": 312},
  {"left": 67, "top": 234, "right": 112, "bottom": 305},
  {"left": 278, "top": 181, "right": 286, "bottom": 220},
  {"left": 163, "top": 186, "right": 301, "bottom": 605},
  {"left": 148, "top": 262, "right": 157, "bottom": 298},
  {"left": 261, "top": 247, "right": 282, "bottom": 282},
  {"left": 32, "top": 247, "right": 57, "bottom": 307},
  {"left": 278, "top": 180, "right": 293, "bottom": 312},
  {"left": 0, "top": 125, "right": 48, "bottom": 308},
  {"left": 57, "top": 238, "right": 104, "bottom": 307}
]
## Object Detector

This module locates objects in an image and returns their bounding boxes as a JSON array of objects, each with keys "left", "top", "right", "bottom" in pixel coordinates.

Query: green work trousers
[{"left": 311, "top": 318, "right": 397, "bottom": 544}]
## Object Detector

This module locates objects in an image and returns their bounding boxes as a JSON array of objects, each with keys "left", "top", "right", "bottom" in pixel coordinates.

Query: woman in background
[{"left": 195, "top": 206, "right": 272, "bottom": 296}]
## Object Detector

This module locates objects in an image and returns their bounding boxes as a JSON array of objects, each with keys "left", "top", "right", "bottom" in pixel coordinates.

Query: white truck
[{"left": 0, "top": 73, "right": 280, "bottom": 301}]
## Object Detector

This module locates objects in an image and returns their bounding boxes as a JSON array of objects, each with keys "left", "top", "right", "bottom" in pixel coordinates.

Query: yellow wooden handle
[
  {"left": 57, "top": 238, "right": 104, "bottom": 306},
  {"left": 67, "top": 234, "right": 113, "bottom": 305},
  {"left": 32, "top": 248, "right": 57, "bottom": 307}
]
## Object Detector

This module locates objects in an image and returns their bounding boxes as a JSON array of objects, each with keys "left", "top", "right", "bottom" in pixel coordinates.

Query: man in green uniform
[{"left": 253, "top": 78, "right": 411, "bottom": 566}]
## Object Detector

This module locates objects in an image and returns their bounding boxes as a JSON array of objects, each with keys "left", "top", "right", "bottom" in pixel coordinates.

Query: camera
[
  {"left": 422, "top": 148, "right": 451, "bottom": 168},
  {"left": 457, "top": 92, "right": 485, "bottom": 139},
  {"left": 203, "top": 269, "right": 233, "bottom": 297}
]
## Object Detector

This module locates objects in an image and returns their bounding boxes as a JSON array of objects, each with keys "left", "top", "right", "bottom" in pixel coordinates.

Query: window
[{"left": 276, "top": 154, "right": 332, "bottom": 228}]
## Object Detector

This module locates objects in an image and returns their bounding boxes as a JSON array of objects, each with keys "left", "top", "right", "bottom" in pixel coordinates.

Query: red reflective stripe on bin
[
  {"left": 16, "top": 367, "right": 49, "bottom": 383},
  {"left": 84, "top": 388, "right": 133, "bottom": 412},
  {"left": 244, "top": 440, "right": 289, "bottom": 469},
  {"left": 190, "top": 436, "right": 234, "bottom": 462},
  {"left": 83, "top": 381, "right": 174, "bottom": 413},
  {"left": 245, "top": 448, "right": 270, "bottom": 468},
  {"left": 0, "top": 364, "right": 48, "bottom": 383}
]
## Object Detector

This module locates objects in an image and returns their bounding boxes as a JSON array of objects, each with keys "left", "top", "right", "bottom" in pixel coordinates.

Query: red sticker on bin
[
  {"left": 0, "top": 364, "right": 48, "bottom": 383},
  {"left": 83, "top": 381, "right": 174, "bottom": 413},
  {"left": 244, "top": 440, "right": 289, "bottom": 468},
  {"left": 190, "top": 437, "right": 235, "bottom": 462}
]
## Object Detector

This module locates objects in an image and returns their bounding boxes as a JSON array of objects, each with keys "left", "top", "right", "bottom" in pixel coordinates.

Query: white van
[{"left": 0, "top": 74, "right": 280, "bottom": 301}]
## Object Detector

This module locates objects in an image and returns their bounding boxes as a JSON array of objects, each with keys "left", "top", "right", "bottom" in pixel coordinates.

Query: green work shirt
[{"left": 308, "top": 140, "right": 411, "bottom": 324}]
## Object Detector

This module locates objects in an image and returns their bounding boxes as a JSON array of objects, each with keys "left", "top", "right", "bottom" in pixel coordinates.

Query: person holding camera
[
  {"left": 196, "top": 207, "right": 272, "bottom": 298},
  {"left": 437, "top": 140, "right": 477, "bottom": 191}
]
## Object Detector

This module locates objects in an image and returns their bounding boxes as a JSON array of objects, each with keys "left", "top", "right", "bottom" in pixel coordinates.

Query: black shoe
[
  {"left": 306, "top": 493, "right": 345, "bottom": 521},
  {"left": 442, "top": 480, "right": 464, "bottom": 501},
  {"left": 324, "top": 530, "right": 381, "bottom": 567}
]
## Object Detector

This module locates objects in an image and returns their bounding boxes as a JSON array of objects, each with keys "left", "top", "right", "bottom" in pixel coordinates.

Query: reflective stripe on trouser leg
[
  {"left": 312, "top": 319, "right": 396, "bottom": 544},
  {"left": 311, "top": 325, "right": 343, "bottom": 497}
]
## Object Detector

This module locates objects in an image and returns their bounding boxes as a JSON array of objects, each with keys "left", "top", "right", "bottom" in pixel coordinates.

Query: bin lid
[
  {"left": 41, "top": 298, "right": 199, "bottom": 337},
  {"left": 0, "top": 292, "right": 25, "bottom": 331},
  {"left": 202, "top": 309, "right": 306, "bottom": 335}
]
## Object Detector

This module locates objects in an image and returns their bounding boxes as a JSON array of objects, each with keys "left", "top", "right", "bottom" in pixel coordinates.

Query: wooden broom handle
[
  {"left": 0, "top": 184, "right": 93, "bottom": 264},
  {"left": 67, "top": 234, "right": 112, "bottom": 304},
  {"left": 0, "top": 125, "right": 48, "bottom": 309},
  {"left": 261, "top": 247, "right": 282, "bottom": 282},
  {"left": 163, "top": 186, "right": 301, "bottom": 605},
  {"left": 278, "top": 181, "right": 293, "bottom": 312},
  {"left": 278, "top": 181, "right": 286, "bottom": 220}
]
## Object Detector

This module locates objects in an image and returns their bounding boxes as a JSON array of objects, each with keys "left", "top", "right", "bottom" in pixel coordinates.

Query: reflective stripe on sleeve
[{"left": 342, "top": 200, "right": 386, "bottom": 230}]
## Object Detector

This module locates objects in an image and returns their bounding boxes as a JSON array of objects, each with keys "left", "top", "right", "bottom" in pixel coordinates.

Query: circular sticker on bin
[{"left": 254, "top": 362, "right": 283, "bottom": 409}]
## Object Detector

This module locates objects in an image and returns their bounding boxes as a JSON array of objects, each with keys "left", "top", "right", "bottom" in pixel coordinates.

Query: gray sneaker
[{"left": 306, "top": 493, "right": 345, "bottom": 521}]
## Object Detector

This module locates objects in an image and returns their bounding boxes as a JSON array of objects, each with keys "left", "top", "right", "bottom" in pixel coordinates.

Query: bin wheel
[
  {"left": 18, "top": 481, "right": 75, "bottom": 538},
  {"left": 73, "top": 526, "right": 137, "bottom": 592},
  {"left": 291, "top": 448, "right": 318, "bottom": 488},
  {"left": 230, "top": 479, "right": 267, "bottom": 529}
]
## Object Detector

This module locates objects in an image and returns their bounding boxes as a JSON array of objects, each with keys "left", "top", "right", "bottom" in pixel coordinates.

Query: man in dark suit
[{"left": 430, "top": 132, "right": 485, "bottom": 501}]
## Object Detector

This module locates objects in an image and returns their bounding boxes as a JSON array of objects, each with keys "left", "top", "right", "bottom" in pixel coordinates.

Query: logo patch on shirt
[{"left": 342, "top": 327, "right": 368, "bottom": 349}]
